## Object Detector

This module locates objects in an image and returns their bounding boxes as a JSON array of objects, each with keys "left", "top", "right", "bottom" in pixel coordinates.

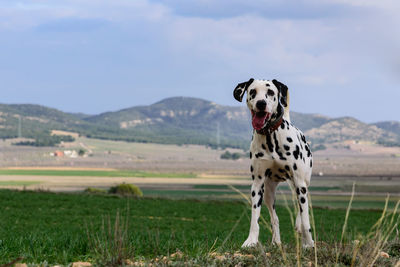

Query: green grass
[
  {"left": 0, "top": 169, "right": 196, "bottom": 178},
  {"left": 0, "top": 189, "right": 396, "bottom": 265},
  {"left": 0, "top": 181, "right": 42, "bottom": 186},
  {"left": 142, "top": 187, "right": 400, "bottom": 210}
]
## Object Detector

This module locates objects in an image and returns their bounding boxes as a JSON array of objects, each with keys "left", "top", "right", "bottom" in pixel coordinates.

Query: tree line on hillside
[{"left": 14, "top": 135, "right": 75, "bottom": 147}]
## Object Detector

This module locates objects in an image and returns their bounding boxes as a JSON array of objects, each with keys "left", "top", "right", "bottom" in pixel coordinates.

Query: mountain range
[{"left": 0, "top": 97, "right": 399, "bottom": 149}]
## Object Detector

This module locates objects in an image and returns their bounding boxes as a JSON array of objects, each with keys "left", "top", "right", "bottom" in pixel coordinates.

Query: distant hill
[
  {"left": 304, "top": 117, "right": 398, "bottom": 145},
  {"left": 0, "top": 104, "right": 118, "bottom": 141},
  {"left": 86, "top": 97, "right": 252, "bottom": 148},
  {"left": 372, "top": 121, "right": 400, "bottom": 136},
  {"left": 0, "top": 103, "right": 86, "bottom": 138},
  {"left": 0, "top": 97, "right": 399, "bottom": 149}
]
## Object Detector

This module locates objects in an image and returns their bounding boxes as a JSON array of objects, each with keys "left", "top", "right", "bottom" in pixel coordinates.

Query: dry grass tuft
[{"left": 86, "top": 210, "right": 134, "bottom": 266}]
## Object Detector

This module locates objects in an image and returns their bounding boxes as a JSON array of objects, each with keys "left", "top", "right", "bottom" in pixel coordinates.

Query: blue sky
[{"left": 0, "top": 0, "right": 399, "bottom": 122}]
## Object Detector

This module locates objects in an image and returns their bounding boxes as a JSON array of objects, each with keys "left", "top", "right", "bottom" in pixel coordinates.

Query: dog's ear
[
  {"left": 233, "top": 78, "right": 254, "bottom": 102},
  {"left": 272, "top": 79, "right": 288, "bottom": 107}
]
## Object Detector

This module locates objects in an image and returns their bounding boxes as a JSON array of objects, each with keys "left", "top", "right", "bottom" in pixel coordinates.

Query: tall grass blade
[{"left": 335, "top": 182, "right": 355, "bottom": 266}]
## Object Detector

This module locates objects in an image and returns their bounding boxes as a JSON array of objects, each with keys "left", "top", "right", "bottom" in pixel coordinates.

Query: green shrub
[
  {"left": 84, "top": 187, "right": 107, "bottom": 194},
  {"left": 108, "top": 183, "right": 143, "bottom": 197},
  {"left": 78, "top": 149, "right": 86, "bottom": 156},
  {"left": 220, "top": 151, "right": 242, "bottom": 160}
]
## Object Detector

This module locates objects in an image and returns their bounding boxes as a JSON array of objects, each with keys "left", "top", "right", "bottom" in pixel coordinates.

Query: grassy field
[
  {"left": 0, "top": 189, "right": 398, "bottom": 266},
  {"left": 141, "top": 188, "right": 400, "bottom": 210},
  {"left": 0, "top": 180, "right": 42, "bottom": 186}
]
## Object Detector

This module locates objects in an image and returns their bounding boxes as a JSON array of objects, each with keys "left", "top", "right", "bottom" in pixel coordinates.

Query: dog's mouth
[{"left": 251, "top": 110, "right": 271, "bottom": 131}]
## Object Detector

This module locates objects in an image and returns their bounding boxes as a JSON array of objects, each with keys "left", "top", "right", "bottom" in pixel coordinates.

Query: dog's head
[{"left": 233, "top": 78, "right": 289, "bottom": 131}]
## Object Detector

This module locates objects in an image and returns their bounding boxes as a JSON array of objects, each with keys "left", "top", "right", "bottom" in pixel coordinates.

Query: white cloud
[
  {"left": 0, "top": 0, "right": 171, "bottom": 30},
  {"left": 0, "top": 0, "right": 399, "bottom": 121}
]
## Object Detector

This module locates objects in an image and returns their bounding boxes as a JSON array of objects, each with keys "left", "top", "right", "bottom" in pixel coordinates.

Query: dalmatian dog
[{"left": 233, "top": 78, "right": 314, "bottom": 248}]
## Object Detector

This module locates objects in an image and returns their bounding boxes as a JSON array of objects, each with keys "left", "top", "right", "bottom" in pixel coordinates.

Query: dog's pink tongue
[{"left": 252, "top": 113, "right": 269, "bottom": 130}]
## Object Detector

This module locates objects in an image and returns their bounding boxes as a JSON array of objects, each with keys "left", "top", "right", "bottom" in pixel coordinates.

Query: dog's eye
[
  {"left": 249, "top": 89, "right": 256, "bottom": 99},
  {"left": 267, "top": 89, "right": 275, "bottom": 96}
]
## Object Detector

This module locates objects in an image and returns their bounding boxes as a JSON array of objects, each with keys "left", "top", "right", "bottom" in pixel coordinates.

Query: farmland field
[
  {"left": 0, "top": 138, "right": 399, "bottom": 265},
  {"left": 1, "top": 137, "right": 400, "bottom": 176},
  {"left": 0, "top": 189, "right": 398, "bottom": 265}
]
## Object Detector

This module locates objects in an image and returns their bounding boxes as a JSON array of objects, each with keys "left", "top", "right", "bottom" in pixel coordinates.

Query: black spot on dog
[
  {"left": 273, "top": 132, "right": 286, "bottom": 160},
  {"left": 257, "top": 195, "right": 263, "bottom": 207},
  {"left": 309, "top": 228, "right": 312, "bottom": 233},
  {"left": 265, "top": 168, "right": 272, "bottom": 177},
  {"left": 300, "top": 197, "right": 306, "bottom": 204},
  {"left": 252, "top": 175, "right": 255, "bottom": 180},
  {"left": 293, "top": 145, "right": 300, "bottom": 160},
  {"left": 293, "top": 163, "right": 297, "bottom": 170},
  {"left": 301, "top": 187, "right": 307, "bottom": 194},
  {"left": 286, "top": 152, "right": 291, "bottom": 156},
  {"left": 296, "top": 188, "right": 300, "bottom": 195},
  {"left": 287, "top": 137, "right": 293, "bottom": 143},
  {"left": 305, "top": 144, "right": 312, "bottom": 157},
  {"left": 275, "top": 175, "right": 286, "bottom": 181},
  {"left": 256, "top": 152, "right": 264, "bottom": 158},
  {"left": 250, "top": 165, "right": 254, "bottom": 172},
  {"left": 300, "top": 152, "right": 303, "bottom": 159},
  {"left": 278, "top": 168, "right": 285, "bottom": 173},
  {"left": 284, "top": 145, "right": 290, "bottom": 151},
  {"left": 261, "top": 144, "right": 266, "bottom": 150},
  {"left": 273, "top": 132, "right": 280, "bottom": 152},
  {"left": 280, "top": 123, "right": 285, "bottom": 130},
  {"left": 249, "top": 152, "right": 252, "bottom": 159},
  {"left": 310, "top": 160, "right": 313, "bottom": 168},
  {"left": 258, "top": 175, "right": 262, "bottom": 179},
  {"left": 266, "top": 133, "right": 274, "bottom": 152},
  {"left": 253, "top": 204, "right": 257, "bottom": 209},
  {"left": 301, "top": 134, "right": 306, "bottom": 143},
  {"left": 300, "top": 206, "right": 303, "bottom": 213},
  {"left": 252, "top": 191, "right": 255, "bottom": 197},
  {"left": 285, "top": 165, "right": 290, "bottom": 171},
  {"left": 266, "top": 83, "right": 270, "bottom": 87}
]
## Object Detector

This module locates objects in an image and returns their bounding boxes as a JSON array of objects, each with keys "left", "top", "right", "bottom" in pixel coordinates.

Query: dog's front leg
[{"left": 242, "top": 164, "right": 265, "bottom": 247}]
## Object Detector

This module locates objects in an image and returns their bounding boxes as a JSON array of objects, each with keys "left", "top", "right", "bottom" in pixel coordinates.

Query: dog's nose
[{"left": 256, "top": 100, "right": 266, "bottom": 111}]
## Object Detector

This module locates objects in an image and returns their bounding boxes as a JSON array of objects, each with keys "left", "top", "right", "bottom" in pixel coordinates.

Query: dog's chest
[{"left": 250, "top": 120, "right": 313, "bottom": 174}]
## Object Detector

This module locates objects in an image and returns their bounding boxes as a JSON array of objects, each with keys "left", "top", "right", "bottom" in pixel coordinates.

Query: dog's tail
[{"left": 284, "top": 91, "right": 290, "bottom": 122}]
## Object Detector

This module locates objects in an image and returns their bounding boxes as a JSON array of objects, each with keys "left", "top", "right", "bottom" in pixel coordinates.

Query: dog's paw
[
  {"left": 242, "top": 237, "right": 258, "bottom": 248},
  {"left": 271, "top": 239, "right": 282, "bottom": 246}
]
